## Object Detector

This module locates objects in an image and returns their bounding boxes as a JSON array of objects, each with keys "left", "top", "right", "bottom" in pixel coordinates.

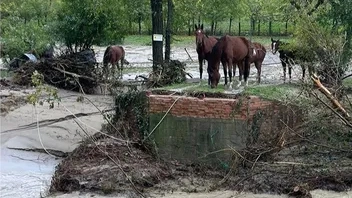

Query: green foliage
[
  {"left": 0, "top": 0, "right": 54, "bottom": 61},
  {"left": 291, "top": 4, "right": 349, "bottom": 85},
  {"left": 52, "top": 0, "right": 128, "bottom": 51},
  {"left": 27, "top": 70, "right": 60, "bottom": 108},
  {"left": 113, "top": 90, "right": 149, "bottom": 139}
]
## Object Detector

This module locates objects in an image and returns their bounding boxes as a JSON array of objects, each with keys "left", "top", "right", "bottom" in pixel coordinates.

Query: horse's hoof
[{"left": 228, "top": 84, "right": 233, "bottom": 90}]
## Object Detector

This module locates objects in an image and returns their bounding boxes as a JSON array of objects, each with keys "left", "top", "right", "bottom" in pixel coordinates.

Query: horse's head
[
  {"left": 207, "top": 59, "right": 220, "bottom": 88},
  {"left": 271, "top": 38, "right": 280, "bottom": 54},
  {"left": 195, "top": 24, "right": 205, "bottom": 47}
]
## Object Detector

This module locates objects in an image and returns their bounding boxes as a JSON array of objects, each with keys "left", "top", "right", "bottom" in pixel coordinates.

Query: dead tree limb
[
  {"left": 184, "top": 48, "right": 194, "bottom": 62},
  {"left": 311, "top": 74, "right": 350, "bottom": 119}
]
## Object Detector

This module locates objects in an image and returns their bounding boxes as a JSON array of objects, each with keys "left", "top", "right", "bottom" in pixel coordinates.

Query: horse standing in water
[
  {"left": 208, "top": 35, "right": 252, "bottom": 89},
  {"left": 271, "top": 38, "right": 295, "bottom": 82},
  {"left": 103, "top": 45, "right": 127, "bottom": 80},
  {"left": 248, "top": 42, "right": 266, "bottom": 84},
  {"left": 271, "top": 38, "right": 314, "bottom": 83},
  {"left": 195, "top": 24, "right": 218, "bottom": 84}
]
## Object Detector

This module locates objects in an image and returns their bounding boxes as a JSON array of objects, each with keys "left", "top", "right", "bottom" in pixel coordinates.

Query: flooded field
[
  {"left": 1, "top": 43, "right": 350, "bottom": 198},
  {"left": 93, "top": 43, "right": 303, "bottom": 84}
]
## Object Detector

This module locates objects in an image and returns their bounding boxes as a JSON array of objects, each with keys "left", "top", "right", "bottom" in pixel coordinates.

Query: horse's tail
[{"left": 103, "top": 46, "right": 111, "bottom": 66}]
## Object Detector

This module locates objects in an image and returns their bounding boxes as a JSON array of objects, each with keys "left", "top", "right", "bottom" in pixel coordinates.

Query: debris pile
[{"left": 12, "top": 49, "right": 99, "bottom": 94}]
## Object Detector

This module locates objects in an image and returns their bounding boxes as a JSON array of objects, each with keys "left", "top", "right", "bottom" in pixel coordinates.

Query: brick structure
[
  {"left": 148, "top": 94, "right": 273, "bottom": 120},
  {"left": 148, "top": 93, "right": 303, "bottom": 165}
]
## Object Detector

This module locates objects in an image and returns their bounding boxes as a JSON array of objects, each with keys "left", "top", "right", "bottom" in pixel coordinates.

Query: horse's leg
[
  {"left": 281, "top": 59, "right": 287, "bottom": 83},
  {"left": 301, "top": 63, "right": 306, "bottom": 81},
  {"left": 233, "top": 63, "right": 236, "bottom": 78},
  {"left": 237, "top": 61, "right": 244, "bottom": 87},
  {"left": 227, "top": 58, "right": 233, "bottom": 90},
  {"left": 288, "top": 59, "right": 292, "bottom": 83},
  {"left": 111, "top": 63, "right": 116, "bottom": 79},
  {"left": 198, "top": 56, "right": 203, "bottom": 81},
  {"left": 222, "top": 60, "right": 228, "bottom": 87},
  {"left": 120, "top": 59, "right": 124, "bottom": 79},
  {"left": 244, "top": 58, "right": 250, "bottom": 87},
  {"left": 255, "top": 61, "right": 261, "bottom": 84},
  {"left": 116, "top": 62, "right": 120, "bottom": 79}
]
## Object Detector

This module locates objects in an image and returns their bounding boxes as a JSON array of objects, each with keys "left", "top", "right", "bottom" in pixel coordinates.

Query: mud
[{"left": 2, "top": 42, "right": 352, "bottom": 198}]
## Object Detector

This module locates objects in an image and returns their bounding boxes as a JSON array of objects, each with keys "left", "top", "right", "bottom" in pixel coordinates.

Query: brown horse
[
  {"left": 103, "top": 45, "right": 128, "bottom": 80},
  {"left": 248, "top": 42, "right": 266, "bottom": 84},
  {"left": 208, "top": 35, "right": 252, "bottom": 89},
  {"left": 194, "top": 24, "right": 218, "bottom": 84}
]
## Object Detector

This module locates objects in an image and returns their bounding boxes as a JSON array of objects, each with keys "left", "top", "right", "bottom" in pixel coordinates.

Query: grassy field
[
  {"left": 123, "top": 34, "right": 293, "bottom": 47},
  {"left": 158, "top": 80, "right": 303, "bottom": 101}
]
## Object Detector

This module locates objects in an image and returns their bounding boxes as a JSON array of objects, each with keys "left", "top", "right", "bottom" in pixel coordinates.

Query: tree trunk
[
  {"left": 229, "top": 17, "right": 232, "bottom": 34},
  {"left": 257, "top": 20, "right": 261, "bottom": 36},
  {"left": 138, "top": 14, "right": 142, "bottom": 35},
  {"left": 151, "top": 0, "right": 163, "bottom": 71},
  {"left": 165, "top": 0, "right": 174, "bottom": 63},
  {"left": 250, "top": 17, "right": 255, "bottom": 37},
  {"left": 128, "top": 17, "right": 133, "bottom": 34},
  {"left": 214, "top": 21, "right": 217, "bottom": 35},
  {"left": 238, "top": 20, "right": 241, "bottom": 36},
  {"left": 269, "top": 20, "right": 272, "bottom": 36},
  {"left": 211, "top": 21, "right": 215, "bottom": 35},
  {"left": 285, "top": 20, "right": 288, "bottom": 35},
  {"left": 188, "top": 19, "right": 191, "bottom": 36}
]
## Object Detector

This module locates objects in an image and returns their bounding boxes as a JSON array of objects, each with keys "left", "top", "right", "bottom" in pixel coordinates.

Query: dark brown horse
[
  {"left": 194, "top": 24, "right": 218, "bottom": 84},
  {"left": 271, "top": 38, "right": 295, "bottom": 82},
  {"left": 103, "top": 45, "right": 127, "bottom": 80},
  {"left": 208, "top": 35, "right": 252, "bottom": 89},
  {"left": 248, "top": 42, "right": 266, "bottom": 84},
  {"left": 271, "top": 38, "right": 314, "bottom": 82}
]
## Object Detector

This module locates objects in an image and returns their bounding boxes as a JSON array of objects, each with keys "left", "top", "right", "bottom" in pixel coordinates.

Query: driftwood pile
[
  {"left": 12, "top": 49, "right": 100, "bottom": 94},
  {"left": 137, "top": 60, "right": 192, "bottom": 88}
]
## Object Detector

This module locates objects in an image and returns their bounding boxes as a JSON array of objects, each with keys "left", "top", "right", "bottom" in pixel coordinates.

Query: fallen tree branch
[
  {"left": 184, "top": 48, "right": 194, "bottom": 62},
  {"left": 52, "top": 67, "right": 96, "bottom": 81},
  {"left": 311, "top": 74, "right": 350, "bottom": 119}
]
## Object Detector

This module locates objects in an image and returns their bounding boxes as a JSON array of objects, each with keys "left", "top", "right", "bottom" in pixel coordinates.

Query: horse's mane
[{"left": 208, "top": 36, "right": 225, "bottom": 72}]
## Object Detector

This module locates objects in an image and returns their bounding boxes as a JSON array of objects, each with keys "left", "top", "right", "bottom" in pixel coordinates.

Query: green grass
[
  {"left": 156, "top": 82, "right": 195, "bottom": 90},
  {"left": 185, "top": 82, "right": 226, "bottom": 93},
  {"left": 243, "top": 83, "right": 300, "bottom": 101},
  {"left": 157, "top": 81, "right": 226, "bottom": 93},
  {"left": 123, "top": 34, "right": 194, "bottom": 47},
  {"left": 123, "top": 34, "right": 293, "bottom": 47},
  {"left": 123, "top": 35, "right": 152, "bottom": 46},
  {"left": 0, "top": 69, "right": 12, "bottom": 78}
]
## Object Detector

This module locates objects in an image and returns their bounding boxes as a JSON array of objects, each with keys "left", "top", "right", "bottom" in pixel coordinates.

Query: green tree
[
  {"left": 0, "top": 0, "right": 55, "bottom": 61},
  {"left": 124, "top": 0, "right": 150, "bottom": 34},
  {"left": 52, "top": 0, "right": 127, "bottom": 52}
]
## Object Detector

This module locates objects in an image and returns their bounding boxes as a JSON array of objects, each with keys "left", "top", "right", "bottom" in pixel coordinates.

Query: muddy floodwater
[
  {"left": 93, "top": 43, "right": 303, "bottom": 84},
  {"left": 1, "top": 43, "right": 351, "bottom": 198}
]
